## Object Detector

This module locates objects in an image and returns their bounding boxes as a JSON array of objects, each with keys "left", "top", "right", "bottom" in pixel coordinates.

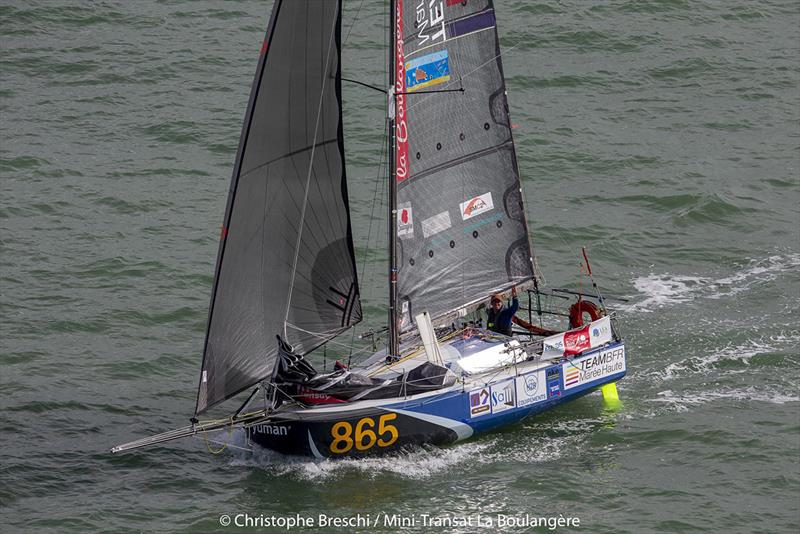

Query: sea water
[{"left": 1, "top": 1, "right": 798, "bottom": 532}]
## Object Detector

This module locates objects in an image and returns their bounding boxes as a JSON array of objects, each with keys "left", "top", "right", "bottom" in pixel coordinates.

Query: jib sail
[
  {"left": 196, "top": 0, "right": 361, "bottom": 414},
  {"left": 394, "top": 0, "right": 534, "bottom": 329}
]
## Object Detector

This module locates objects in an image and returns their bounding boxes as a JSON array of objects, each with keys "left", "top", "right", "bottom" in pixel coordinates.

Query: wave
[
  {"left": 216, "top": 415, "right": 603, "bottom": 480},
  {"left": 622, "top": 253, "right": 800, "bottom": 312},
  {"left": 660, "top": 337, "right": 796, "bottom": 380},
  {"left": 648, "top": 387, "right": 799, "bottom": 413},
  {"left": 220, "top": 429, "right": 491, "bottom": 481}
]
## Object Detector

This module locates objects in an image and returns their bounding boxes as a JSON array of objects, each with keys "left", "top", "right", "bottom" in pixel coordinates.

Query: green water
[{"left": 1, "top": 1, "right": 798, "bottom": 532}]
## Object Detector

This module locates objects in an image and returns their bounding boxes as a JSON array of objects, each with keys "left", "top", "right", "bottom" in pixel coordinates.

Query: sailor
[{"left": 486, "top": 286, "right": 518, "bottom": 336}]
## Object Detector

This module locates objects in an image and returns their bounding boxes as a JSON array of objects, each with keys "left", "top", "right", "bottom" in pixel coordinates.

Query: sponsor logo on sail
[
  {"left": 491, "top": 379, "right": 516, "bottom": 413},
  {"left": 422, "top": 210, "right": 452, "bottom": 238},
  {"left": 460, "top": 192, "right": 494, "bottom": 220},
  {"left": 415, "top": 1, "right": 446, "bottom": 46},
  {"left": 561, "top": 346, "right": 626, "bottom": 390},
  {"left": 516, "top": 371, "right": 546, "bottom": 407},
  {"left": 405, "top": 50, "right": 451, "bottom": 92},
  {"left": 400, "top": 299, "right": 411, "bottom": 328},
  {"left": 395, "top": 1, "right": 409, "bottom": 183},
  {"left": 397, "top": 203, "right": 413, "bottom": 237},
  {"left": 469, "top": 387, "right": 491, "bottom": 417}
]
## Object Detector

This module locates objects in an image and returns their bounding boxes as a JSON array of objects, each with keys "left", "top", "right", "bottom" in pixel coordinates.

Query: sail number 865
[{"left": 330, "top": 413, "right": 398, "bottom": 454}]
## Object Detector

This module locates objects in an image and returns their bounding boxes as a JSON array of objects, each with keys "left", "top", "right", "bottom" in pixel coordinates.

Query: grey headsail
[
  {"left": 393, "top": 0, "right": 534, "bottom": 328},
  {"left": 196, "top": 0, "right": 361, "bottom": 415}
]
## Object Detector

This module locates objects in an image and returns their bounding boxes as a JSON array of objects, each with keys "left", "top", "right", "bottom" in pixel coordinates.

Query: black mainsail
[
  {"left": 196, "top": 0, "right": 361, "bottom": 414},
  {"left": 393, "top": 0, "right": 535, "bottom": 330}
]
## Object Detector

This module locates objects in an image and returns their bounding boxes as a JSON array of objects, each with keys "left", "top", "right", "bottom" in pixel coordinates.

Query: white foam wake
[
  {"left": 622, "top": 253, "right": 800, "bottom": 312},
  {"left": 213, "top": 419, "right": 597, "bottom": 480},
  {"left": 221, "top": 430, "right": 492, "bottom": 480},
  {"left": 649, "top": 387, "right": 799, "bottom": 412},
  {"left": 661, "top": 338, "right": 782, "bottom": 380}
]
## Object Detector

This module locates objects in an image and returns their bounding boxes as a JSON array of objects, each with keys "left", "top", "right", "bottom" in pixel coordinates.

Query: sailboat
[{"left": 113, "top": 0, "right": 626, "bottom": 458}]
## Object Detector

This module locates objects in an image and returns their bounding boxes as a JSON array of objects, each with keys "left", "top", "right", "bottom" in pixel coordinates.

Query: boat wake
[
  {"left": 224, "top": 430, "right": 491, "bottom": 480},
  {"left": 660, "top": 337, "right": 793, "bottom": 380},
  {"left": 217, "top": 419, "right": 596, "bottom": 479},
  {"left": 648, "top": 387, "right": 799, "bottom": 412},
  {"left": 621, "top": 253, "right": 800, "bottom": 312},
  {"left": 637, "top": 333, "right": 800, "bottom": 416}
]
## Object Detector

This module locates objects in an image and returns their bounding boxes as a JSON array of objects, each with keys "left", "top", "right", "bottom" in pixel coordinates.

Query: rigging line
[
  {"left": 195, "top": 435, "right": 253, "bottom": 453},
  {"left": 285, "top": 322, "right": 341, "bottom": 337},
  {"left": 285, "top": 321, "right": 345, "bottom": 339},
  {"left": 342, "top": 77, "right": 387, "bottom": 94},
  {"left": 343, "top": 0, "right": 367, "bottom": 46},
  {"left": 350, "top": 119, "right": 389, "bottom": 362},
  {"left": 285, "top": 322, "right": 376, "bottom": 356},
  {"left": 360, "top": 119, "right": 389, "bottom": 283},
  {"left": 397, "top": 88, "right": 464, "bottom": 95},
  {"left": 408, "top": 40, "right": 524, "bottom": 113},
  {"left": 365, "top": 139, "right": 387, "bottom": 308},
  {"left": 283, "top": 6, "right": 340, "bottom": 337}
]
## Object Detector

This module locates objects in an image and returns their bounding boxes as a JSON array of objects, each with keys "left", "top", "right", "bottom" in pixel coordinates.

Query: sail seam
[
  {"left": 237, "top": 138, "right": 339, "bottom": 181},
  {"left": 404, "top": 25, "right": 494, "bottom": 61},
  {"left": 403, "top": 139, "right": 513, "bottom": 184}
]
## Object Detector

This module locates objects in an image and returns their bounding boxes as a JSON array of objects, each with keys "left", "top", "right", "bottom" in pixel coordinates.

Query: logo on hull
[{"left": 469, "top": 388, "right": 491, "bottom": 417}]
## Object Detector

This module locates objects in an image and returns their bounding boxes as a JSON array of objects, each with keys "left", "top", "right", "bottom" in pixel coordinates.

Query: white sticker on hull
[
  {"left": 490, "top": 379, "right": 516, "bottom": 413},
  {"left": 562, "top": 345, "right": 626, "bottom": 390},
  {"left": 515, "top": 370, "right": 547, "bottom": 407},
  {"left": 468, "top": 387, "right": 491, "bottom": 417}
]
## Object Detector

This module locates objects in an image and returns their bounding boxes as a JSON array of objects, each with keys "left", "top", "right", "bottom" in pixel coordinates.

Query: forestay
[
  {"left": 394, "top": 0, "right": 534, "bottom": 329},
  {"left": 196, "top": 0, "right": 361, "bottom": 414}
]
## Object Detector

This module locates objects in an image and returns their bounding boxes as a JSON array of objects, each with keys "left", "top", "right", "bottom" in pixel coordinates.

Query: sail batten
[{"left": 196, "top": 0, "right": 361, "bottom": 415}]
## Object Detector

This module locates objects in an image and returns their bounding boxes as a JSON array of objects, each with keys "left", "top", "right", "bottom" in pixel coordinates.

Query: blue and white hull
[{"left": 249, "top": 336, "right": 626, "bottom": 458}]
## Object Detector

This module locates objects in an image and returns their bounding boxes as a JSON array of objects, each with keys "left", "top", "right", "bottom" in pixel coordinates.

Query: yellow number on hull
[
  {"left": 329, "top": 413, "right": 399, "bottom": 454},
  {"left": 377, "top": 413, "right": 398, "bottom": 447},
  {"left": 354, "top": 417, "right": 377, "bottom": 451},
  {"left": 330, "top": 422, "right": 354, "bottom": 454}
]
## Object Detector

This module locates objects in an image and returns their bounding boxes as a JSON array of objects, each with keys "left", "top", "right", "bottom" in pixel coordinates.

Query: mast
[{"left": 387, "top": 0, "right": 399, "bottom": 358}]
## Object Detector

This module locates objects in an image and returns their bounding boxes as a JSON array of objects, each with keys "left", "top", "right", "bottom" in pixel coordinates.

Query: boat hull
[{"left": 249, "top": 341, "right": 626, "bottom": 458}]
